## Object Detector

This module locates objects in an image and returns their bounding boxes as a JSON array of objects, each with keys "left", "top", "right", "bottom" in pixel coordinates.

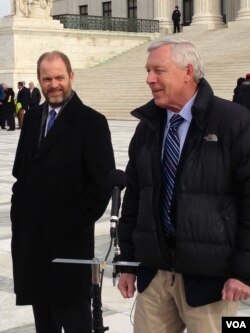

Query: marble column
[
  {"left": 191, "top": 0, "right": 224, "bottom": 30},
  {"left": 153, "top": 0, "right": 176, "bottom": 34},
  {"left": 225, "top": 0, "right": 240, "bottom": 22},
  {"left": 236, "top": 0, "right": 250, "bottom": 20}
]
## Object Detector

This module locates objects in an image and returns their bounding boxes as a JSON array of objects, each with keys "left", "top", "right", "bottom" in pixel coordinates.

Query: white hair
[{"left": 147, "top": 36, "right": 205, "bottom": 83}]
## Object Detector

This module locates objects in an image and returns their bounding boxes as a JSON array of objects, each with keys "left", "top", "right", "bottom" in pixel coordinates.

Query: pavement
[{"left": 0, "top": 120, "right": 249, "bottom": 333}]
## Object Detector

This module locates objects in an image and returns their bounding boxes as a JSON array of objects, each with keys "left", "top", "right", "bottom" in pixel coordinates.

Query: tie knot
[
  {"left": 50, "top": 109, "right": 56, "bottom": 118},
  {"left": 169, "top": 114, "right": 183, "bottom": 129}
]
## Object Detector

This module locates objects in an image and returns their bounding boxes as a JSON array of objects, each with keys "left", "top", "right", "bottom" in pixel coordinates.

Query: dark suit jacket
[
  {"left": 17, "top": 86, "right": 30, "bottom": 110},
  {"left": 29, "top": 87, "right": 41, "bottom": 109},
  {"left": 11, "top": 92, "right": 115, "bottom": 305},
  {"left": 2, "top": 88, "right": 15, "bottom": 113}
]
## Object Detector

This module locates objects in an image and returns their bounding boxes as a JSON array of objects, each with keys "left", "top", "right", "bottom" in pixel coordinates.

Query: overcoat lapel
[{"left": 34, "top": 98, "right": 76, "bottom": 161}]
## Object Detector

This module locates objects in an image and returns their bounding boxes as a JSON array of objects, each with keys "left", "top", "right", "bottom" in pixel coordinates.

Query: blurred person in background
[
  {"left": 28, "top": 81, "right": 41, "bottom": 109},
  {"left": 16, "top": 81, "right": 30, "bottom": 128},
  {"left": 0, "top": 83, "right": 6, "bottom": 129},
  {"left": 2, "top": 83, "right": 16, "bottom": 131}
]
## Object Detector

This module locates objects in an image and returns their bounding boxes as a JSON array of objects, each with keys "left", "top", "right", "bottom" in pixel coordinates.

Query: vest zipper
[{"left": 171, "top": 269, "right": 176, "bottom": 286}]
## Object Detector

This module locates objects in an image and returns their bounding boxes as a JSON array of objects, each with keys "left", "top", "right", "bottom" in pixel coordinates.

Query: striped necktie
[
  {"left": 46, "top": 109, "right": 56, "bottom": 136},
  {"left": 162, "top": 114, "right": 184, "bottom": 236}
]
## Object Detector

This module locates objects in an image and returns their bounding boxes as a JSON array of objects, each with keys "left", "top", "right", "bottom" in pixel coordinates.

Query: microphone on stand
[
  {"left": 109, "top": 169, "right": 126, "bottom": 238},
  {"left": 108, "top": 169, "right": 126, "bottom": 285}
]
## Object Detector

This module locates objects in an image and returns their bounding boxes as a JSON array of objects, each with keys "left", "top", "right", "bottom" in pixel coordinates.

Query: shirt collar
[
  {"left": 167, "top": 90, "right": 198, "bottom": 124},
  {"left": 48, "top": 105, "right": 61, "bottom": 115}
]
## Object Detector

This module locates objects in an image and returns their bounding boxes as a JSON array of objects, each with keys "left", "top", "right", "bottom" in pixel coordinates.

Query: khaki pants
[{"left": 134, "top": 270, "right": 238, "bottom": 333}]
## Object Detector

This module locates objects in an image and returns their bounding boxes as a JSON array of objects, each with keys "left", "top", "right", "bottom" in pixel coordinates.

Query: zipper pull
[{"left": 171, "top": 270, "right": 176, "bottom": 286}]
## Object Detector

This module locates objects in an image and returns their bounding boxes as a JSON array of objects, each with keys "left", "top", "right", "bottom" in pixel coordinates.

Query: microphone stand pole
[
  {"left": 110, "top": 215, "right": 121, "bottom": 286},
  {"left": 91, "top": 260, "right": 109, "bottom": 333}
]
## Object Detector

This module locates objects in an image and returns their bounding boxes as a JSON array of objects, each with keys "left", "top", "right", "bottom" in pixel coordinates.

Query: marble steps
[{"left": 72, "top": 27, "right": 250, "bottom": 119}]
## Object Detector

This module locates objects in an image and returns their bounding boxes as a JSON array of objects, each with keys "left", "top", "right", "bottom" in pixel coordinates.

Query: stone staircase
[
  {"left": 73, "top": 42, "right": 152, "bottom": 119},
  {"left": 73, "top": 22, "right": 250, "bottom": 120}
]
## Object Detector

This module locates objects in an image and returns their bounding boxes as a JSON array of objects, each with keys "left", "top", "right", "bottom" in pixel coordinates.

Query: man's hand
[
  {"left": 222, "top": 278, "right": 250, "bottom": 301},
  {"left": 117, "top": 273, "right": 136, "bottom": 298}
]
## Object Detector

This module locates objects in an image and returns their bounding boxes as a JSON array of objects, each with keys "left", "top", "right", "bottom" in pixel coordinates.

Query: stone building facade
[{"left": 52, "top": 0, "right": 250, "bottom": 34}]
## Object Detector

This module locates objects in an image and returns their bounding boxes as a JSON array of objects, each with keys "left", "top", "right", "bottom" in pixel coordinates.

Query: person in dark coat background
[
  {"left": 16, "top": 81, "right": 30, "bottom": 128},
  {"left": 0, "top": 83, "right": 5, "bottom": 100},
  {"left": 117, "top": 37, "right": 250, "bottom": 333},
  {"left": 0, "top": 83, "right": 6, "bottom": 129},
  {"left": 11, "top": 50, "right": 115, "bottom": 333},
  {"left": 233, "top": 73, "right": 250, "bottom": 110},
  {"left": 172, "top": 5, "right": 181, "bottom": 33},
  {"left": 2, "top": 83, "right": 16, "bottom": 131},
  {"left": 232, "top": 76, "right": 245, "bottom": 102},
  {"left": 28, "top": 81, "right": 41, "bottom": 109}
]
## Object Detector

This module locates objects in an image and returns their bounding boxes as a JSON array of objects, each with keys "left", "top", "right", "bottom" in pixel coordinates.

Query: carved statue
[
  {"left": 10, "top": 0, "right": 16, "bottom": 15},
  {"left": 11, "top": 0, "right": 53, "bottom": 19},
  {"left": 39, "top": 0, "right": 47, "bottom": 9},
  {"left": 44, "top": 0, "right": 53, "bottom": 17}
]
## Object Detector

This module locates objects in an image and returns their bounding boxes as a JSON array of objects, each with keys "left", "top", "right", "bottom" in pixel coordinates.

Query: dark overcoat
[
  {"left": 17, "top": 86, "right": 30, "bottom": 110},
  {"left": 29, "top": 87, "right": 41, "bottom": 108},
  {"left": 11, "top": 92, "right": 115, "bottom": 305}
]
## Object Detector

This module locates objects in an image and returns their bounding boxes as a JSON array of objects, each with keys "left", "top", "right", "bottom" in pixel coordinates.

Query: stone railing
[{"left": 53, "top": 15, "right": 159, "bottom": 33}]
